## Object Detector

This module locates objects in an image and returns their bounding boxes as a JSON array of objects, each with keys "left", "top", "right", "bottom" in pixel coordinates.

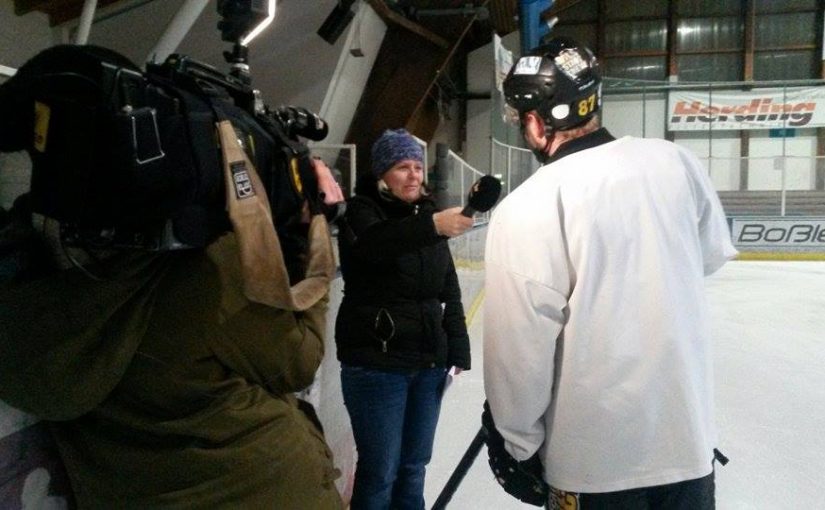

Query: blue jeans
[{"left": 341, "top": 365, "right": 447, "bottom": 510}]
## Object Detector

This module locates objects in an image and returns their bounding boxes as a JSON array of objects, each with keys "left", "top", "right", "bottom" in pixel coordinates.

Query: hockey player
[{"left": 483, "top": 37, "right": 738, "bottom": 508}]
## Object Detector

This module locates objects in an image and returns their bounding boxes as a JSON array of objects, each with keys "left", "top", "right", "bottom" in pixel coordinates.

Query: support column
[
  {"left": 74, "top": 0, "right": 97, "bottom": 44},
  {"left": 816, "top": 1, "right": 825, "bottom": 190},
  {"left": 740, "top": 0, "right": 755, "bottom": 191},
  {"left": 740, "top": 133, "right": 750, "bottom": 190}
]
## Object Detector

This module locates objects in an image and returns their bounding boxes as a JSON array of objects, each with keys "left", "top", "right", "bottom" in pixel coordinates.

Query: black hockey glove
[{"left": 482, "top": 401, "right": 549, "bottom": 507}]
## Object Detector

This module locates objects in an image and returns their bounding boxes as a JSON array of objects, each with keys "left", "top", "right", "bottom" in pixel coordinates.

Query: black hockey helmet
[{"left": 503, "top": 37, "right": 602, "bottom": 131}]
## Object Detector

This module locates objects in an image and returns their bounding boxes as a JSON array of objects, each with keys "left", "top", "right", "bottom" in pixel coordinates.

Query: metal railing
[
  {"left": 488, "top": 139, "right": 825, "bottom": 218},
  {"left": 491, "top": 138, "right": 541, "bottom": 200},
  {"left": 701, "top": 154, "right": 825, "bottom": 217},
  {"left": 434, "top": 146, "right": 492, "bottom": 226},
  {"left": 602, "top": 77, "right": 825, "bottom": 95},
  {"left": 599, "top": 77, "right": 825, "bottom": 218}
]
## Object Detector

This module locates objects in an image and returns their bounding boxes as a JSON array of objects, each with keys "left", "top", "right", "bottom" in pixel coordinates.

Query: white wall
[{"left": 318, "top": 2, "right": 387, "bottom": 145}]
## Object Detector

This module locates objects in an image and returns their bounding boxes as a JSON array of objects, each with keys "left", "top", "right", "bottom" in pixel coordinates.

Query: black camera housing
[{"left": 0, "top": 45, "right": 326, "bottom": 252}]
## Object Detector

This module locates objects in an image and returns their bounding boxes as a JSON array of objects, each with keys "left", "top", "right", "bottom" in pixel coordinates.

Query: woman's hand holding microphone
[{"left": 433, "top": 208, "right": 474, "bottom": 238}]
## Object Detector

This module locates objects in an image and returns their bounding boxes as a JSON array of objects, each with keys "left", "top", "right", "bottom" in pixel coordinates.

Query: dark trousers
[
  {"left": 556, "top": 471, "right": 715, "bottom": 510},
  {"left": 341, "top": 364, "right": 447, "bottom": 510}
]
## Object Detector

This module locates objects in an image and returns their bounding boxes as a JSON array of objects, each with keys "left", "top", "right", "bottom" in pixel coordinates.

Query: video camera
[{"left": 0, "top": 0, "right": 334, "bottom": 253}]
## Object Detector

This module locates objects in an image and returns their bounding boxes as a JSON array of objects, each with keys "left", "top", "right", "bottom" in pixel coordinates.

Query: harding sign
[
  {"left": 731, "top": 217, "right": 825, "bottom": 250},
  {"left": 668, "top": 87, "right": 825, "bottom": 131}
]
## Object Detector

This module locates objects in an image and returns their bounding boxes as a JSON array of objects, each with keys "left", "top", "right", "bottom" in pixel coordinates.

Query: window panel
[
  {"left": 604, "top": 20, "right": 667, "bottom": 53},
  {"left": 549, "top": 24, "right": 597, "bottom": 51},
  {"left": 604, "top": 0, "right": 668, "bottom": 20},
  {"left": 753, "top": 50, "right": 818, "bottom": 80},
  {"left": 677, "top": 54, "right": 743, "bottom": 82},
  {"left": 559, "top": 0, "right": 599, "bottom": 22},
  {"left": 675, "top": 0, "right": 741, "bottom": 17},
  {"left": 676, "top": 17, "right": 742, "bottom": 51},
  {"left": 754, "top": 0, "right": 818, "bottom": 13},
  {"left": 755, "top": 12, "right": 818, "bottom": 48},
  {"left": 604, "top": 56, "right": 667, "bottom": 81}
]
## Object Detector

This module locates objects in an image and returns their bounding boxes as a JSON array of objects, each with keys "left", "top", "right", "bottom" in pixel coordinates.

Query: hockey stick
[{"left": 431, "top": 427, "right": 488, "bottom": 510}]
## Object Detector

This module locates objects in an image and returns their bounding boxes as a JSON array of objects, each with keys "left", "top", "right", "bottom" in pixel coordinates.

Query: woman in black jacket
[{"left": 336, "top": 129, "right": 473, "bottom": 509}]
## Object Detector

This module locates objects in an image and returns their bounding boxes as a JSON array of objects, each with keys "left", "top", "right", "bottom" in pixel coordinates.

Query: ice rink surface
[{"left": 424, "top": 261, "right": 825, "bottom": 509}]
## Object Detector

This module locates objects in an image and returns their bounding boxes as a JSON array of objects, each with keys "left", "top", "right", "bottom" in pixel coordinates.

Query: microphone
[{"left": 461, "top": 175, "right": 502, "bottom": 217}]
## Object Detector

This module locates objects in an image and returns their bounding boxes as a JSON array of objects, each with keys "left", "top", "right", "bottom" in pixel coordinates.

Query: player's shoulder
[{"left": 619, "top": 136, "right": 702, "bottom": 166}]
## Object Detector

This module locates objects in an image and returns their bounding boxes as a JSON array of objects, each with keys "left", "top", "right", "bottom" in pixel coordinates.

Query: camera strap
[{"left": 216, "top": 120, "right": 334, "bottom": 311}]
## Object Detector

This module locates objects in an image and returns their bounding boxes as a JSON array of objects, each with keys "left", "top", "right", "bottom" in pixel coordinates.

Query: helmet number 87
[{"left": 578, "top": 94, "right": 596, "bottom": 116}]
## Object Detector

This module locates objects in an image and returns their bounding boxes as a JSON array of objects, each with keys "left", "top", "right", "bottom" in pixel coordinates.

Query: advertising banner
[
  {"left": 668, "top": 87, "right": 825, "bottom": 131},
  {"left": 731, "top": 217, "right": 825, "bottom": 250}
]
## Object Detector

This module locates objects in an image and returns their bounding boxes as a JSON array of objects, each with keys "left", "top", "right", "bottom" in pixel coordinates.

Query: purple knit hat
[{"left": 371, "top": 128, "right": 424, "bottom": 178}]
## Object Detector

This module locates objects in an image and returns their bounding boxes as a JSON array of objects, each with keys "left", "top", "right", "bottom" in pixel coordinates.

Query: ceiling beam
[{"left": 366, "top": 0, "right": 449, "bottom": 49}]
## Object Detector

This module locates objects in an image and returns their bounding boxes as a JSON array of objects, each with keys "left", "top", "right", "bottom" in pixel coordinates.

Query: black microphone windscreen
[{"left": 467, "top": 175, "right": 502, "bottom": 213}]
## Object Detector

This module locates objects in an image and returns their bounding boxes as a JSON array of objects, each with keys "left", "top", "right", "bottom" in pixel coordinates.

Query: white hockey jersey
[{"left": 484, "top": 134, "right": 737, "bottom": 493}]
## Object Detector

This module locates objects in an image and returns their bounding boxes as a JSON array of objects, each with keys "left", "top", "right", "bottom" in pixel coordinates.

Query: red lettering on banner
[{"left": 672, "top": 96, "right": 820, "bottom": 127}]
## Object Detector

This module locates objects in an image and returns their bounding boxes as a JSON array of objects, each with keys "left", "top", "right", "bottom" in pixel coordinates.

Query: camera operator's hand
[
  {"left": 433, "top": 207, "right": 474, "bottom": 238},
  {"left": 313, "top": 158, "right": 344, "bottom": 206},
  {"left": 301, "top": 158, "right": 345, "bottom": 223}
]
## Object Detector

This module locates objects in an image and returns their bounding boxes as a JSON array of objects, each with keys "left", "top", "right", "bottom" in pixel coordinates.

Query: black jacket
[{"left": 335, "top": 176, "right": 471, "bottom": 370}]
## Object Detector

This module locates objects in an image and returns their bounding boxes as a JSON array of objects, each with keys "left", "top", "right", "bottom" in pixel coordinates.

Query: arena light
[{"left": 241, "top": 0, "right": 276, "bottom": 46}]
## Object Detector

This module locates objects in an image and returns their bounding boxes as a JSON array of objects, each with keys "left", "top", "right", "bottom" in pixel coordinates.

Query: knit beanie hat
[{"left": 371, "top": 128, "right": 424, "bottom": 178}]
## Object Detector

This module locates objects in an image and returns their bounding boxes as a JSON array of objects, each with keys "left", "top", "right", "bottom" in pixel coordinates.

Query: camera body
[{"left": 0, "top": 45, "right": 327, "bottom": 251}]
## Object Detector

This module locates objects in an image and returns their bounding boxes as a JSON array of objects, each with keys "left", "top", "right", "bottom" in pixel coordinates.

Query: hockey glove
[{"left": 482, "top": 401, "right": 549, "bottom": 507}]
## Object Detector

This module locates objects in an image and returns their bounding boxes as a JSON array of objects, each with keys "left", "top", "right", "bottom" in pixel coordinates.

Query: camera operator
[{"left": 0, "top": 156, "right": 346, "bottom": 508}]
